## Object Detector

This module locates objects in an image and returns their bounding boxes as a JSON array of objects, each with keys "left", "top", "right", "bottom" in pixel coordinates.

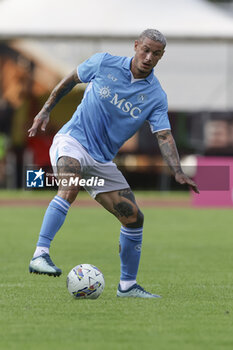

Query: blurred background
[{"left": 0, "top": 0, "right": 233, "bottom": 195}]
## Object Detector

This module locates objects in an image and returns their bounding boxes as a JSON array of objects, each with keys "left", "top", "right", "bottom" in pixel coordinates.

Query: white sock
[
  {"left": 33, "top": 246, "right": 49, "bottom": 258},
  {"left": 120, "top": 280, "right": 136, "bottom": 291}
]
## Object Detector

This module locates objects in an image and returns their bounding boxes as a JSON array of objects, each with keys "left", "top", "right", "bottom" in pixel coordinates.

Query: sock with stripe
[
  {"left": 35, "top": 195, "right": 70, "bottom": 253},
  {"left": 119, "top": 225, "right": 143, "bottom": 289}
]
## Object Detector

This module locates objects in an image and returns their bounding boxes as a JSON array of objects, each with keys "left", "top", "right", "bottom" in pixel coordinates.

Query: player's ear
[{"left": 134, "top": 40, "right": 139, "bottom": 51}]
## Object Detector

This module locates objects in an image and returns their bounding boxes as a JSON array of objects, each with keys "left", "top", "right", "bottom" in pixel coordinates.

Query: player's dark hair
[{"left": 139, "top": 29, "right": 166, "bottom": 48}]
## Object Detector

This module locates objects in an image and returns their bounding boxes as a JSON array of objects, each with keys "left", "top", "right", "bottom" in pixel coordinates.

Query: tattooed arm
[
  {"left": 155, "top": 130, "right": 199, "bottom": 193},
  {"left": 28, "top": 70, "right": 81, "bottom": 137}
]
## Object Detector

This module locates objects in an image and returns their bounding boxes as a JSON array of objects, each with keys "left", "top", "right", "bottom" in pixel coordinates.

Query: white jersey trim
[
  {"left": 148, "top": 121, "right": 171, "bottom": 133},
  {"left": 76, "top": 66, "right": 84, "bottom": 83},
  {"left": 151, "top": 128, "right": 171, "bottom": 134}
]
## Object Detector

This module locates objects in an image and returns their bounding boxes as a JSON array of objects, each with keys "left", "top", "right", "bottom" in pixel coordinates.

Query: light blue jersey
[{"left": 59, "top": 53, "right": 170, "bottom": 163}]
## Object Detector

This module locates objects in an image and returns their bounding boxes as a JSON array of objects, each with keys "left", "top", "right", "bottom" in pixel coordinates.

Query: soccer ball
[{"left": 67, "top": 264, "right": 105, "bottom": 299}]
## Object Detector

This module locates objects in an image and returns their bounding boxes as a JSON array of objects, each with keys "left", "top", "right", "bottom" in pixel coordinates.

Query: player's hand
[
  {"left": 175, "top": 171, "right": 199, "bottom": 194},
  {"left": 28, "top": 110, "right": 50, "bottom": 137}
]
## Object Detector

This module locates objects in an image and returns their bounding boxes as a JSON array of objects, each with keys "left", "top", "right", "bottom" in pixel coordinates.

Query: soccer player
[{"left": 28, "top": 29, "right": 199, "bottom": 298}]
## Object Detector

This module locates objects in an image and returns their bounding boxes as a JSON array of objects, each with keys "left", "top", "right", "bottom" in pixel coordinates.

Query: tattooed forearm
[
  {"left": 43, "top": 70, "right": 81, "bottom": 113},
  {"left": 156, "top": 130, "right": 183, "bottom": 175}
]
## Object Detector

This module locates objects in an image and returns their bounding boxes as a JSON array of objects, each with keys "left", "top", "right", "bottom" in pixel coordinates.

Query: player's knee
[
  {"left": 126, "top": 208, "right": 144, "bottom": 228},
  {"left": 137, "top": 209, "right": 144, "bottom": 227}
]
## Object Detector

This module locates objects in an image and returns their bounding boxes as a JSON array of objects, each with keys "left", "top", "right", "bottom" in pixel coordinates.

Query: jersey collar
[{"left": 123, "top": 57, "right": 155, "bottom": 84}]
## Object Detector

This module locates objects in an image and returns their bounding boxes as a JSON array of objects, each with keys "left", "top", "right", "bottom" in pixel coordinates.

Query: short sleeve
[
  {"left": 77, "top": 53, "right": 106, "bottom": 83},
  {"left": 147, "top": 92, "right": 171, "bottom": 133}
]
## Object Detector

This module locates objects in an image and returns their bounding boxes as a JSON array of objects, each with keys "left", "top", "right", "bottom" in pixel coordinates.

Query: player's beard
[
  {"left": 131, "top": 57, "right": 152, "bottom": 78},
  {"left": 138, "top": 64, "right": 152, "bottom": 76}
]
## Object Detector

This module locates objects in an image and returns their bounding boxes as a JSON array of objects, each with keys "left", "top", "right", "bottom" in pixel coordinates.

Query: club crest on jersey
[{"left": 137, "top": 94, "right": 147, "bottom": 103}]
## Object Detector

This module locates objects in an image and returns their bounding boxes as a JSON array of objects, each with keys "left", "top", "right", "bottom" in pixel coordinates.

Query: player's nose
[{"left": 145, "top": 52, "right": 152, "bottom": 62}]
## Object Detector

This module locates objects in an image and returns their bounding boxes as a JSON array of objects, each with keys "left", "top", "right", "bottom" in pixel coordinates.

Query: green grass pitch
[{"left": 0, "top": 193, "right": 233, "bottom": 350}]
